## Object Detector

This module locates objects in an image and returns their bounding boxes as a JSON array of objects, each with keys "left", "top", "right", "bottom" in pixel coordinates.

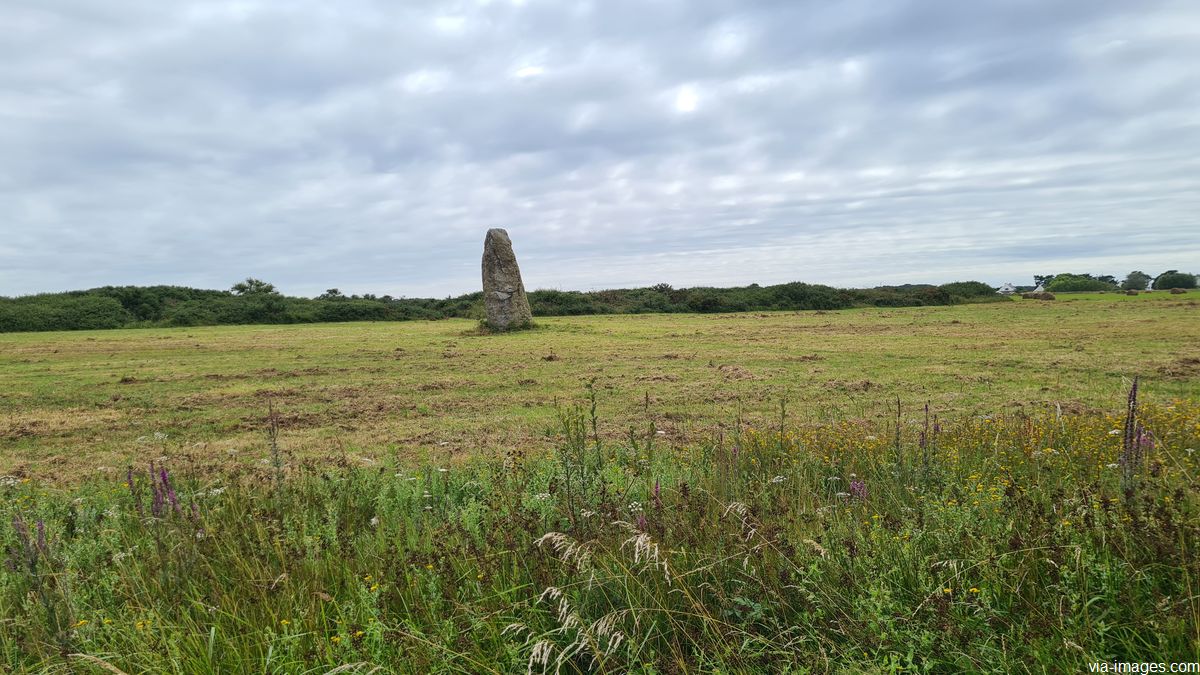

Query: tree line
[
  {"left": 1033, "top": 270, "right": 1196, "bottom": 293},
  {"left": 0, "top": 279, "right": 1009, "bottom": 333}
]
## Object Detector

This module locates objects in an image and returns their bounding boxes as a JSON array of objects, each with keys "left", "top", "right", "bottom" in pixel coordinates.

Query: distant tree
[
  {"left": 318, "top": 288, "right": 345, "bottom": 300},
  {"left": 1033, "top": 274, "right": 1055, "bottom": 288},
  {"left": 1120, "top": 271, "right": 1151, "bottom": 291},
  {"left": 1153, "top": 270, "right": 1197, "bottom": 290},
  {"left": 1096, "top": 275, "right": 1117, "bottom": 286},
  {"left": 1046, "top": 273, "right": 1117, "bottom": 292},
  {"left": 231, "top": 278, "right": 278, "bottom": 296}
]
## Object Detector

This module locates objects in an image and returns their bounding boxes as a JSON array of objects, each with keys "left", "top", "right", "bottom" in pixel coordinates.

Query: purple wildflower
[
  {"left": 849, "top": 479, "right": 868, "bottom": 500},
  {"left": 1136, "top": 428, "right": 1154, "bottom": 452},
  {"left": 150, "top": 463, "right": 165, "bottom": 518},
  {"left": 160, "top": 467, "right": 180, "bottom": 514},
  {"left": 636, "top": 512, "right": 648, "bottom": 532}
]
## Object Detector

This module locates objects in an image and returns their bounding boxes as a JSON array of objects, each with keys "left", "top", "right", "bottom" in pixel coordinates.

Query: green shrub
[
  {"left": 1153, "top": 271, "right": 1197, "bottom": 290},
  {"left": 1045, "top": 274, "right": 1117, "bottom": 292},
  {"left": 939, "top": 281, "right": 996, "bottom": 298}
]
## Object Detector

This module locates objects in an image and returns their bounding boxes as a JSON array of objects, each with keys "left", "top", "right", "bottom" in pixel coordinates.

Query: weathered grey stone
[{"left": 482, "top": 228, "right": 533, "bottom": 330}]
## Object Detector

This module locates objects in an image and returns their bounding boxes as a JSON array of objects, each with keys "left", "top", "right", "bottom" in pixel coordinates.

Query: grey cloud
[{"left": 1, "top": 0, "right": 1197, "bottom": 298}]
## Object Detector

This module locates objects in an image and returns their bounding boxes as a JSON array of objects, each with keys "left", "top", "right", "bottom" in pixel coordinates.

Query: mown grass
[
  {"left": 1, "top": 291, "right": 1197, "bottom": 480},
  {"left": 2, "top": 383, "right": 1198, "bottom": 673}
]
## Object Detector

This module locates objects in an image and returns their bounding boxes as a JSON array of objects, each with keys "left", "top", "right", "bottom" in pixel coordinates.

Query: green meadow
[{"left": 1, "top": 291, "right": 1196, "bottom": 479}]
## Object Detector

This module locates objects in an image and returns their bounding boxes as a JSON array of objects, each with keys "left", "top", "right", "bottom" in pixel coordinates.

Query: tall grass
[{"left": 2, "top": 386, "right": 1197, "bottom": 673}]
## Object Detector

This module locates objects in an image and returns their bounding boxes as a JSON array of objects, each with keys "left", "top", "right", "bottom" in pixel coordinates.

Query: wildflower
[
  {"left": 280, "top": 619, "right": 291, "bottom": 626},
  {"left": 1106, "top": 463, "right": 1119, "bottom": 469},
  {"left": 424, "top": 563, "right": 433, "bottom": 570},
  {"left": 770, "top": 475, "right": 785, "bottom": 484},
  {"left": 72, "top": 619, "right": 88, "bottom": 628},
  {"left": 636, "top": 512, "right": 648, "bottom": 532},
  {"left": 849, "top": 479, "right": 868, "bottom": 500},
  {"left": 354, "top": 630, "right": 365, "bottom": 638},
  {"left": 969, "top": 587, "right": 980, "bottom": 594},
  {"left": 943, "top": 588, "right": 952, "bottom": 594},
  {"left": 369, "top": 516, "right": 379, "bottom": 527},
  {"left": 370, "top": 584, "right": 379, "bottom": 592},
  {"left": 330, "top": 636, "right": 341, "bottom": 644},
  {"left": 835, "top": 492, "right": 850, "bottom": 498},
  {"left": 103, "top": 618, "right": 112, "bottom": 625}
]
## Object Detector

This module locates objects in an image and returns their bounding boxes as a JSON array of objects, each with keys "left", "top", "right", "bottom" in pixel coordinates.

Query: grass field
[
  {"left": 2, "top": 291, "right": 1199, "bottom": 673},
  {"left": 1, "top": 292, "right": 1197, "bottom": 480}
]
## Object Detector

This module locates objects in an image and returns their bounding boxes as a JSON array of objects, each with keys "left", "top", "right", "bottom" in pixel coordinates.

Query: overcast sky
[{"left": 2, "top": 0, "right": 1197, "bottom": 298}]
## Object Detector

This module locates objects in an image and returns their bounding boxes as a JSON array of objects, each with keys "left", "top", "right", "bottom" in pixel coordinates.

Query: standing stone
[{"left": 482, "top": 228, "right": 533, "bottom": 330}]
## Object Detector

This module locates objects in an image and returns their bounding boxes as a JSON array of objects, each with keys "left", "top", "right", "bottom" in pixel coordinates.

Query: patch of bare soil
[
  {"left": 715, "top": 364, "right": 758, "bottom": 381},
  {"left": 1158, "top": 357, "right": 1200, "bottom": 379}
]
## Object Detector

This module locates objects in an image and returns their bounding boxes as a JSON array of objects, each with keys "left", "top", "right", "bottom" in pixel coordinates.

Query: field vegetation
[
  {"left": 0, "top": 280, "right": 1007, "bottom": 333},
  {"left": 1, "top": 291, "right": 1198, "bottom": 672}
]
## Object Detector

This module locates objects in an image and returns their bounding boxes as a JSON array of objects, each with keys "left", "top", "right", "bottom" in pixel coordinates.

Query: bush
[
  {"left": 1045, "top": 274, "right": 1117, "bottom": 293},
  {"left": 939, "top": 281, "right": 996, "bottom": 298},
  {"left": 0, "top": 295, "right": 132, "bottom": 332},
  {"left": 1153, "top": 271, "right": 1197, "bottom": 290}
]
